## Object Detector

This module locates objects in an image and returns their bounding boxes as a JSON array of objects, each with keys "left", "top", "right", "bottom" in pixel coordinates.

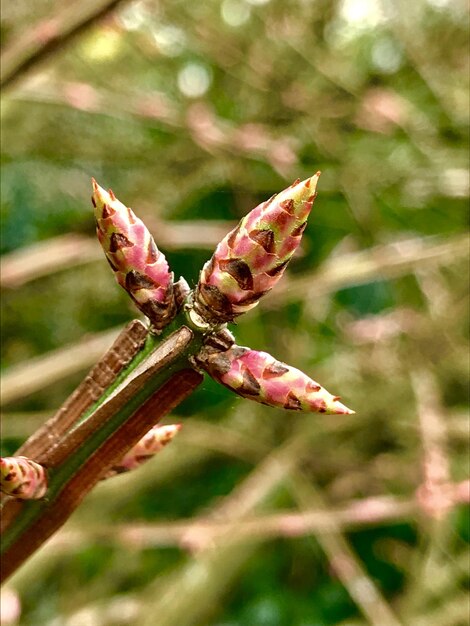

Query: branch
[
  {"left": 46, "top": 495, "right": 418, "bottom": 551},
  {"left": 0, "top": 221, "right": 238, "bottom": 288},
  {"left": 45, "top": 484, "right": 470, "bottom": 551},
  {"left": 288, "top": 471, "right": 403, "bottom": 626},
  {"left": 15, "top": 320, "right": 148, "bottom": 461},
  {"left": 1, "top": 0, "right": 129, "bottom": 90},
  {"left": 1, "top": 327, "right": 203, "bottom": 582},
  {"left": 0, "top": 327, "right": 124, "bottom": 407},
  {"left": 265, "top": 234, "right": 469, "bottom": 308},
  {"left": 411, "top": 368, "right": 452, "bottom": 519}
]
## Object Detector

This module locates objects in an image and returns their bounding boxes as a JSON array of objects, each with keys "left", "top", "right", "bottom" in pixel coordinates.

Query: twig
[
  {"left": 288, "top": 471, "right": 404, "bottom": 626},
  {"left": 15, "top": 320, "right": 148, "bottom": 461},
  {"left": 0, "top": 235, "right": 101, "bottom": 288},
  {"left": 43, "top": 495, "right": 419, "bottom": 552},
  {"left": 1, "top": 327, "right": 203, "bottom": 582},
  {"left": 0, "top": 327, "right": 124, "bottom": 406},
  {"left": 45, "top": 484, "right": 470, "bottom": 552},
  {"left": 411, "top": 368, "right": 452, "bottom": 519},
  {"left": 265, "top": 234, "right": 469, "bottom": 307},
  {"left": 0, "top": 221, "right": 237, "bottom": 288},
  {"left": 1, "top": 0, "right": 129, "bottom": 89}
]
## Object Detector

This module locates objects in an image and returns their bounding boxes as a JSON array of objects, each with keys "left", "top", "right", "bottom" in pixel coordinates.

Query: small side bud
[
  {"left": 1, "top": 456, "right": 48, "bottom": 500},
  {"left": 197, "top": 345, "right": 354, "bottom": 415},
  {"left": 102, "top": 423, "right": 182, "bottom": 479},
  {"left": 92, "top": 179, "right": 176, "bottom": 330}
]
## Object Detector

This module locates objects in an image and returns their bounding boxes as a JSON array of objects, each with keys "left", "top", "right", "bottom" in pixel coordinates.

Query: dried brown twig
[
  {"left": 0, "top": 326, "right": 124, "bottom": 407},
  {"left": 0, "top": 221, "right": 237, "bottom": 289},
  {"left": 1, "top": 0, "right": 129, "bottom": 90},
  {"left": 288, "top": 471, "right": 403, "bottom": 626},
  {"left": 266, "top": 234, "right": 469, "bottom": 307},
  {"left": 45, "top": 482, "right": 470, "bottom": 553}
]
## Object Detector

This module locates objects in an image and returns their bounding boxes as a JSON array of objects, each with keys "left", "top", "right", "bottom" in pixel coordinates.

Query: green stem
[
  {"left": 62, "top": 315, "right": 187, "bottom": 438},
  {"left": 1, "top": 323, "right": 205, "bottom": 581},
  {"left": 16, "top": 320, "right": 149, "bottom": 463}
]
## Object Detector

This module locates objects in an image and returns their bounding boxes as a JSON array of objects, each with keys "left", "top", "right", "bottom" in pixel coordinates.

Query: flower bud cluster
[{"left": 92, "top": 174, "right": 354, "bottom": 419}]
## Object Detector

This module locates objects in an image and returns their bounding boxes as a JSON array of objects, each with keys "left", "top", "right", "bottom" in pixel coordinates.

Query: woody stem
[{"left": 1, "top": 325, "right": 204, "bottom": 582}]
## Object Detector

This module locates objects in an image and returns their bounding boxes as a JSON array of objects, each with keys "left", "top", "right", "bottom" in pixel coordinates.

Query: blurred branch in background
[
  {"left": 43, "top": 482, "right": 469, "bottom": 553},
  {"left": 411, "top": 368, "right": 452, "bottom": 520},
  {"left": 7, "top": 81, "right": 300, "bottom": 175},
  {"left": 0, "top": 326, "right": 122, "bottom": 406},
  {"left": 133, "top": 432, "right": 313, "bottom": 626},
  {"left": 266, "top": 234, "right": 469, "bottom": 306},
  {"left": 0, "top": 0, "right": 129, "bottom": 89},
  {"left": 0, "top": 220, "right": 237, "bottom": 288},
  {"left": 30, "top": 497, "right": 425, "bottom": 552},
  {"left": 287, "top": 470, "right": 402, "bottom": 626}
]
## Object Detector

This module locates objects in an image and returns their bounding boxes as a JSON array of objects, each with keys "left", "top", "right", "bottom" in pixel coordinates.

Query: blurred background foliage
[{"left": 1, "top": 0, "right": 469, "bottom": 624}]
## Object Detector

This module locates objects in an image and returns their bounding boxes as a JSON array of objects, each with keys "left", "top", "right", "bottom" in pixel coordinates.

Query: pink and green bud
[
  {"left": 194, "top": 174, "right": 320, "bottom": 324},
  {"left": 103, "top": 423, "right": 181, "bottom": 479},
  {"left": 198, "top": 345, "right": 354, "bottom": 415},
  {"left": 1, "top": 456, "right": 47, "bottom": 500},
  {"left": 92, "top": 180, "right": 176, "bottom": 330}
]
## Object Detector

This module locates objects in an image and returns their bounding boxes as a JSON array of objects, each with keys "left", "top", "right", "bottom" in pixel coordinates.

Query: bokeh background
[{"left": 1, "top": 0, "right": 469, "bottom": 624}]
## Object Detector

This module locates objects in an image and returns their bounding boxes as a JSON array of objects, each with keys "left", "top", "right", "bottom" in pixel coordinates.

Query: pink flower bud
[
  {"left": 103, "top": 423, "right": 182, "bottom": 479},
  {"left": 194, "top": 174, "right": 320, "bottom": 324},
  {"left": 92, "top": 180, "right": 175, "bottom": 330},
  {"left": 199, "top": 345, "right": 354, "bottom": 415}
]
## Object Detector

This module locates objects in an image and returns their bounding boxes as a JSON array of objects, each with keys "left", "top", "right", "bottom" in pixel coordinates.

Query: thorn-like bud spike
[
  {"left": 197, "top": 345, "right": 354, "bottom": 415},
  {"left": 194, "top": 174, "right": 320, "bottom": 324},
  {"left": 92, "top": 180, "right": 176, "bottom": 330},
  {"left": 1, "top": 456, "right": 48, "bottom": 500},
  {"left": 103, "top": 424, "right": 182, "bottom": 479}
]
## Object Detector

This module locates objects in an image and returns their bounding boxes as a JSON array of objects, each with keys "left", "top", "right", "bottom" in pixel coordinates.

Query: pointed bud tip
[
  {"left": 289, "top": 172, "right": 320, "bottom": 197},
  {"left": 332, "top": 401, "right": 355, "bottom": 415},
  {"left": 305, "top": 171, "right": 321, "bottom": 189},
  {"left": 91, "top": 179, "right": 108, "bottom": 199},
  {"left": 163, "top": 423, "right": 183, "bottom": 436}
]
